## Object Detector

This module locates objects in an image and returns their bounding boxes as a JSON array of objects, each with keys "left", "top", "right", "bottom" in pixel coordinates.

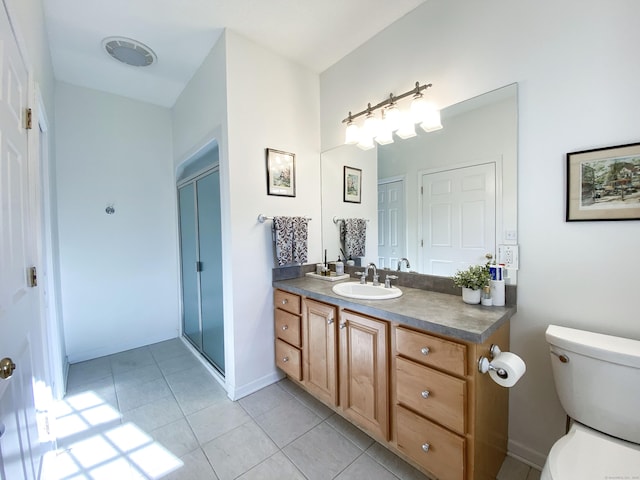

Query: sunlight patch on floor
[{"left": 42, "top": 391, "right": 183, "bottom": 480}]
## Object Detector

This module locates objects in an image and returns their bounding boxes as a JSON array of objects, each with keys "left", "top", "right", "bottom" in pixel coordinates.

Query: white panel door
[
  {"left": 378, "top": 179, "right": 406, "bottom": 270},
  {"left": 420, "top": 163, "right": 495, "bottom": 276},
  {"left": 0, "top": 2, "right": 40, "bottom": 478}
]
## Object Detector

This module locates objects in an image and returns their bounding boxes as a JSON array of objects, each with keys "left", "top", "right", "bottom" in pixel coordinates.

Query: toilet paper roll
[
  {"left": 489, "top": 352, "right": 526, "bottom": 387},
  {"left": 490, "top": 279, "right": 505, "bottom": 307}
]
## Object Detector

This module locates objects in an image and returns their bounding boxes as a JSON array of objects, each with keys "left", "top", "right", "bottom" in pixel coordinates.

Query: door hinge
[
  {"left": 421, "top": 239, "right": 424, "bottom": 247},
  {"left": 420, "top": 186, "right": 423, "bottom": 195},
  {"left": 28, "top": 266, "right": 37, "bottom": 287},
  {"left": 25, "top": 108, "right": 33, "bottom": 130}
]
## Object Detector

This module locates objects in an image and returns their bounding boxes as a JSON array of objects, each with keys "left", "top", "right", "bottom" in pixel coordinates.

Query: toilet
[{"left": 542, "top": 325, "right": 640, "bottom": 479}]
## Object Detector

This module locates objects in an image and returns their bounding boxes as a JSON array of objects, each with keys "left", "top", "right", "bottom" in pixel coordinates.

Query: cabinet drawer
[
  {"left": 275, "top": 309, "right": 301, "bottom": 347},
  {"left": 274, "top": 290, "right": 301, "bottom": 315},
  {"left": 396, "top": 357, "right": 466, "bottom": 434},
  {"left": 396, "top": 327, "right": 466, "bottom": 376},
  {"left": 275, "top": 339, "right": 302, "bottom": 381},
  {"left": 396, "top": 405, "right": 465, "bottom": 480}
]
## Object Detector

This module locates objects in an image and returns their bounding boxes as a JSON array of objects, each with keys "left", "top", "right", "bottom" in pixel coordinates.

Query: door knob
[{"left": 0, "top": 358, "right": 16, "bottom": 379}]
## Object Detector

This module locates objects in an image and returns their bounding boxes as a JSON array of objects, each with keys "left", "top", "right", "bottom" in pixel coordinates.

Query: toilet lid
[{"left": 547, "top": 423, "right": 640, "bottom": 480}]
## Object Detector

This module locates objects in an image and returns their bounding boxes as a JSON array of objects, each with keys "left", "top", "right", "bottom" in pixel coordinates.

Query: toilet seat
[{"left": 542, "top": 422, "right": 640, "bottom": 480}]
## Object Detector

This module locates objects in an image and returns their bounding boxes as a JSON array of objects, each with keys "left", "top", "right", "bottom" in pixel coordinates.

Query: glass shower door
[
  {"left": 197, "top": 170, "right": 225, "bottom": 373},
  {"left": 178, "top": 183, "right": 201, "bottom": 349},
  {"left": 178, "top": 168, "right": 225, "bottom": 375}
]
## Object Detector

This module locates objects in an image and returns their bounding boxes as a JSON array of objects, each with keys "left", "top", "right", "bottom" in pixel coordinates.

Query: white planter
[{"left": 461, "top": 287, "right": 481, "bottom": 304}]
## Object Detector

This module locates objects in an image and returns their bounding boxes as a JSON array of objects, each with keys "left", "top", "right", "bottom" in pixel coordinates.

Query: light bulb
[
  {"left": 419, "top": 103, "right": 443, "bottom": 132},
  {"left": 357, "top": 133, "right": 375, "bottom": 150},
  {"left": 410, "top": 94, "right": 428, "bottom": 123},
  {"left": 363, "top": 112, "right": 379, "bottom": 137},
  {"left": 375, "top": 111, "right": 394, "bottom": 145},
  {"left": 384, "top": 103, "right": 401, "bottom": 132},
  {"left": 345, "top": 122, "right": 360, "bottom": 144},
  {"left": 396, "top": 115, "right": 416, "bottom": 139}
]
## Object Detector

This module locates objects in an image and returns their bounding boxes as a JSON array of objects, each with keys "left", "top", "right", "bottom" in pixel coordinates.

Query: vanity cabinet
[
  {"left": 274, "top": 290, "right": 302, "bottom": 380},
  {"left": 302, "top": 298, "right": 338, "bottom": 405},
  {"left": 273, "top": 287, "right": 509, "bottom": 480},
  {"left": 339, "top": 310, "right": 389, "bottom": 440},
  {"left": 394, "top": 327, "right": 468, "bottom": 480}
]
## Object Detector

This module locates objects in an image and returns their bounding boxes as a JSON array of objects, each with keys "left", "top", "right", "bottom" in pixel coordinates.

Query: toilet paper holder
[{"left": 478, "top": 345, "right": 508, "bottom": 379}]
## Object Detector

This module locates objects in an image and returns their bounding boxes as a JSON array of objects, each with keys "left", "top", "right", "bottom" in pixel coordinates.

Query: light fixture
[
  {"left": 103, "top": 37, "right": 157, "bottom": 67},
  {"left": 342, "top": 82, "right": 441, "bottom": 146}
]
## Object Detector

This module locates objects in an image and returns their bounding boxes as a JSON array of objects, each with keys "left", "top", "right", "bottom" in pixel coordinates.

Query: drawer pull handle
[
  {"left": 282, "top": 325, "right": 289, "bottom": 331},
  {"left": 421, "top": 390, "right": 430, "bottom": 399},
  {"left": 282, "top": 299, "right": 288, "bottom": 305},
  {"left": 282, "top": 356, "right": 289, "bottom": 363},
  {"left": 422, "top": 443, "right": 430, "bottom": 453},
  {"left": 421, "top": 347, "right": 430, "bottom": 356}
]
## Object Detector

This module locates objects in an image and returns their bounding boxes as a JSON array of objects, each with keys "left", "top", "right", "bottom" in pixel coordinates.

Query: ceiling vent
[{"left": 103, "top": 37, "right": 157, "bottom": 67}]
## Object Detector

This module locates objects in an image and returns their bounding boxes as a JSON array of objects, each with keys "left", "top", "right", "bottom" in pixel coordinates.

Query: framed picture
[
  {"left": 343, "top": 166, "right": 362, "bottom": 203},
  {"left": 566, "top": 142, "right": 640, "bottom": 221},
  {"left": 266, "top": 148, "right": 296, "bottom": 197}
]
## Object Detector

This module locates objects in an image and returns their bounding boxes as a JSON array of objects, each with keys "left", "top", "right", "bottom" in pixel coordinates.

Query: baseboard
[
  {"left": 508, "top": 439, "right": 547, "bottom": 470},
  {"left": 67, "top": 332, "right": 179, "bottom": 363},
  {"left": 230, "top": 370, "right": 283, "bottom": 401}
]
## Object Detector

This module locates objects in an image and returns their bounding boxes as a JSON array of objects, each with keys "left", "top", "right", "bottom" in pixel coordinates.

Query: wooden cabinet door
[
  {"left": 303, "top": 299, "right": 338, "bottom": 406},
  {"left": 339, "top": 311, "right": 389, "bottom": 440}
]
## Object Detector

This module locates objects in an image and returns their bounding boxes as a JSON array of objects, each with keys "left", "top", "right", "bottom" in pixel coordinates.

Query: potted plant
[{"left": 452, "top": 264, "right": 491, "bottom": 304}]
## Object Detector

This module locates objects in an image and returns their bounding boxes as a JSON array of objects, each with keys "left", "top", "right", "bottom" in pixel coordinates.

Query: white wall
[
  {"left": 172, "top": 30, "right": 321, "bottom": 399},
  {"left": 320, "top": 0, "right": 640, "bottom": 467},
  {"left": 55, "top": 82, "right": 180, "bottom": 362},
  {"left": 225, "top": 30, "right": 321, "bottom": 397}
]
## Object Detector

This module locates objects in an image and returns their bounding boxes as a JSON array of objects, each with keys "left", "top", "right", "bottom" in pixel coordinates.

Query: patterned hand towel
[
  {"left": 273, "top": 216, "right": 308, "bottom": 266},
  {"left": 343, "top": 218, "right": 367, "bottom": 257}
]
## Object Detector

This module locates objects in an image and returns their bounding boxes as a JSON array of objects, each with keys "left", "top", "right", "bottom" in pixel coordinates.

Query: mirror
[{"left": 321, "top": 84, "right": 518, "bottom": 279}]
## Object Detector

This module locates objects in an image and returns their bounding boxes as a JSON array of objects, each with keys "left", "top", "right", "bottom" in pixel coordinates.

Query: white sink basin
[{"left": 332, "top": 282, "right": 402, "bottom": 300}]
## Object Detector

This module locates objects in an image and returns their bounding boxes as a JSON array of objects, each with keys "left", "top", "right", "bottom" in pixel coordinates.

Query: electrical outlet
[{"left": 498, "top": 244, "right": 519, "bottom": 269}]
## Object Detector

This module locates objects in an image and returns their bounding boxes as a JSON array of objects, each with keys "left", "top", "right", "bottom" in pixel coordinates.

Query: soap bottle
[
  {"left": 346, "top": 255, "right": 355, "bottom": 267},
  {"left": 335, "top": 256, "right": 344, "bottom": 275}
]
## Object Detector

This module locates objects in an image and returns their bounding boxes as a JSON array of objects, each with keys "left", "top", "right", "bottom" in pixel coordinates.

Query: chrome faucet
[
  {"left": 397, "top": 257, "right": 411, "bottom": 271},
  {"left": 365, "top": 262, "right": 380, "bottom": 286}
]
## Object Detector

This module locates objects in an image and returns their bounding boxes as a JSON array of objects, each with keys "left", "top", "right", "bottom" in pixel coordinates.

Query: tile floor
[{"left": 42, "top": 338, "right": 541, "bottom": 480}]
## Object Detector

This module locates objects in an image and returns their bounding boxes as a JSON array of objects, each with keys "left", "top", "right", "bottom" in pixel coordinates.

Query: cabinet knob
[
  {"left": 421, "top": 390, "right": 430, "bottom": 399},
  {"left": 327, "top": 317, "right": 334, "bottom": 325},
  {"left": 282, "top": 356, "right": 289, "bottom": 363},
  {"left": 421, "top": 347, "right": 430, "bottom": 356},
  {"left": 339, "top": 322, "right": 347, "bottom": 329},
  {"left": 281, "top": 299, "right": 288, "bottom": 305},
  {"left": 422, "top": 443, "right": 430, "bottom": 453},
  {"left": 281, "top": 325, "right": 289, "bottom": 331}
]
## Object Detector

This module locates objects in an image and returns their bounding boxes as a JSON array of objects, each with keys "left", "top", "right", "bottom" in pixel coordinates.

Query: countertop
[{"left": 273, "top": 276, "right": 516, "bottom": 344}]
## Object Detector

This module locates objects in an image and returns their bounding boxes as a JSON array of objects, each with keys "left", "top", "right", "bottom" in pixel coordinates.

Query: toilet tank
[{"left": 545, "top": 325, "right": 640, "bottom": 444}]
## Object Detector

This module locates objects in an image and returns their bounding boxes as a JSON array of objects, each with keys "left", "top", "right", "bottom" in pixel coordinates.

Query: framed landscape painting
[
  {"left": 343, "top": 166, "right": 362, "bottom": 203},
  {"left": 266, "top": 148, "right": 296, "bottom": 197},
  {"left": 566, "top": 142, "right": 640, "bottom": 221}
]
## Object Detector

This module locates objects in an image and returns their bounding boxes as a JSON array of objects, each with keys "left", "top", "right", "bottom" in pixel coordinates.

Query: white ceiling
[{"left": 43, "top": 0, "right": 427, "bottom": 107}]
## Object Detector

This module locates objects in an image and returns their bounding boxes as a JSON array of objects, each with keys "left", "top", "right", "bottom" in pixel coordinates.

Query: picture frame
[
  {"left": 343, "top": 166, "right": 362, "bottom": 203},
  {"left": 566, "top": 142, "right": 640, "bottom": 221},
  {"left": 266, "top": 148, "right": 296, "bottom": 197}
]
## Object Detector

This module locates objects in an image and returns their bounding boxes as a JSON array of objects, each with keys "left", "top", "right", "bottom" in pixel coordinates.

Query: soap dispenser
[{"left": 335, "top": 256, "right": 344, "bottom": 275}]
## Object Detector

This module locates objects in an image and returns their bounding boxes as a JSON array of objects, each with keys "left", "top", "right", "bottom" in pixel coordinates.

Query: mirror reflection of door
[
  {"left": 420, "top": 163, "right": 496, "bottom": 276},
  {"left": 378, "top": 178, "right": 406, "bottom": 270}
]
